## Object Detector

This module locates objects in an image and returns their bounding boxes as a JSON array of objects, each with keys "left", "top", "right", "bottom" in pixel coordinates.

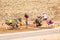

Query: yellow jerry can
[
  {"left": 9, "top": 20, "right": 13, "bottom": 23},
  {"left": 55, "top": 24, "right": 59, "bottom": 28},
  {"left": 20, "top": 22, "right": 24, "bottom": 26}
]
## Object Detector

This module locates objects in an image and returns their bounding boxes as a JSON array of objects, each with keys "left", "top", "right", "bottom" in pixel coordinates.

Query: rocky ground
[{"left": 0, "top": 0, "right": 60, "bottom": 20}]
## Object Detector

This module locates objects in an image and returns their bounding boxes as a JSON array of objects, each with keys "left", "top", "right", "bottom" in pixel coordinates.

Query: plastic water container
[
  {"left": 54, "top": 24, "right": 59, "bottom": 28},
  {"left": 9, "top": 20, "right": 13, "bottom": 23},
  {"left": 20, "top": 22, "right": 24, "bottom": 26}
]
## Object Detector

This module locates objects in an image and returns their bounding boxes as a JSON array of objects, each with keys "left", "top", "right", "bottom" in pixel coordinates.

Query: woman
[{"left": 24, "top": 13, "right": 29, "bottom": 28}]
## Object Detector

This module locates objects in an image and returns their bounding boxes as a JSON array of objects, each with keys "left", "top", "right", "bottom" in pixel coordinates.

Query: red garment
[{"left": 48, "top": 20, "right": 53, "bottom": 24}]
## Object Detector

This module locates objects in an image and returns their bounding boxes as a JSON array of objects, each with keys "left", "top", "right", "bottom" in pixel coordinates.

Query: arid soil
[{"left": 0, "top": 0, "right": 60, "bottom": 34}]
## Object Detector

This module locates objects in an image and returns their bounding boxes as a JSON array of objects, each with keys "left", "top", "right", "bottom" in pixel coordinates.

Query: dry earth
[{"left": 0, "top": 0, "right": 60, "bottom": 33}]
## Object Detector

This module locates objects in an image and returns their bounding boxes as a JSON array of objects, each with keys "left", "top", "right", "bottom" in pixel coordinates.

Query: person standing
[
  {"left": 41, "top": 13, "right": 48, "bottom": 27},
  {"left": 24, "top": 13, "right": 29, "bottom": 28}
]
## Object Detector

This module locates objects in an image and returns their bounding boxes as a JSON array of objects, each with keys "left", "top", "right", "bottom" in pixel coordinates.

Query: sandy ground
[
  {"left": 0, "top": 26, "right": 54, "bottom": 34},
  {"left": 12, "top": 33, "right": 60, "bottom": 40},
  {"left": 0, "top": 28, "right": 60, "bottom": 40},
  {"left": 0, "top": 20, "right": 57, "bottom": 34}
]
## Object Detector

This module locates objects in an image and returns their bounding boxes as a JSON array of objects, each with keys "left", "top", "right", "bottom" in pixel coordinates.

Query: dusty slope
[
  {"left": 0, "top": 0, "right": 60, "bottom": 31},
  {"left": 0, "top": 0, "right": 60, "bottom": 20}
]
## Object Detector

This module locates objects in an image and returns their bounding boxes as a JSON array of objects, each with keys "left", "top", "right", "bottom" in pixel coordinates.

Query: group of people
[
  {"left": 4, "top": 13, "right": 55, "bottom": 30},
  {"left": 35, "top": 13, "right": 54, "bottom": 27}
]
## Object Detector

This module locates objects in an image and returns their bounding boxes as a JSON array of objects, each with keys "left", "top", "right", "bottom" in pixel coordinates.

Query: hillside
[
  {"left": 0, "top": 0, "right": 60, "bottom": 21},
  {"left": 0, "top": 0, "right": 60, "bottom": 33}
]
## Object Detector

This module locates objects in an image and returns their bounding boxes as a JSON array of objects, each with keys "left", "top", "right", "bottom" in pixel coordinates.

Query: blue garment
[{"left": 25, "top": 21, "right": 28, "bottom": 26}]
